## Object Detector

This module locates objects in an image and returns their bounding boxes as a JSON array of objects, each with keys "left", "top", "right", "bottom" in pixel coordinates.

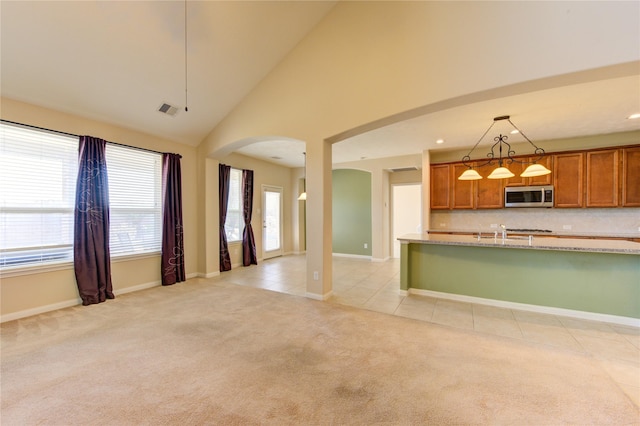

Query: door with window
[{"left": 262, "top": 186, "right": 283, "bottom": 259}]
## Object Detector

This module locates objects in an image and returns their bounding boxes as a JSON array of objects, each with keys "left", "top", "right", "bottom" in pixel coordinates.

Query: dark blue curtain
[
  {"left": 242, "top": 169, "right": 258, "bottom": 266},
  {"left": 161, "top": 153, "right": 185, "bottom": 285},
  {"left": 74, "top": 136, "right": 113, "bottom": 305}
]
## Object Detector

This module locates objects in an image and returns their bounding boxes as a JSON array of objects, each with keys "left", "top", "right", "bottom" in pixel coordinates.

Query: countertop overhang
[{"left": 398, "top": 233, "right": 640, "bottom": 255}]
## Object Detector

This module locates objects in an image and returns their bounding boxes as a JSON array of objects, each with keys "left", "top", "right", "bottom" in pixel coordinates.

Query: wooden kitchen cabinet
[
  {"left": 527, "top": 155, "right": 553, "bottom": 186},
  {"left": 430, "top": 164, "right": 450, "bottom": 209},
  {"left": 451, "top": 163, "right": 475, "bottom": 209},
  {"left": 504, "top": 155, "right": 553, "bottom": 186},
  {"left": 622, "top": 146, "right": 640, "bottom": 206},
  {"left": 554, "top": 152, "right": 583, "bottom": 208},
  {"left": 504, "top": 158, "right": 527, "bottom": 187},
  {"left": 476, "top": 163, "right": 504, "bottom": 208},
  {"left": 586, "top": 149, "right": 619, "bottom": 207}
]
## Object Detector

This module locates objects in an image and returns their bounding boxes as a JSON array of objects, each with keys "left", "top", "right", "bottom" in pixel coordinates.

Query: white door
[
  {"left": 392, "top": 184, "right": 422, "bottom": 258},
  {"left": 262, "top": 185, "right": 283, "bottom": 259}
]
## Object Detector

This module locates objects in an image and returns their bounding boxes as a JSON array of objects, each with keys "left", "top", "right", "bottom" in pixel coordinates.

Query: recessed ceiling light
[
  {"left": 436, "top": 139, "right": 444, "bottom": 144},
  {"left": 627, "top": 113, "right": 640, "bottom": 120},
  {"left": 510, "top": 129, "right": 520, "bottom": 134}
]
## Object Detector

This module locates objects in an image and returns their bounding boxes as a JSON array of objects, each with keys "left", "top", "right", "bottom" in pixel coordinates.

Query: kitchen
[{"left": 397, "top": 128, "right": 640, "bottom": 326}]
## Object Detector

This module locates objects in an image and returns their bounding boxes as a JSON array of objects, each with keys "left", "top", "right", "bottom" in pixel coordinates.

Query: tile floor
[{"left": 221, "top": 254, "right": 640, "bottom": 407}]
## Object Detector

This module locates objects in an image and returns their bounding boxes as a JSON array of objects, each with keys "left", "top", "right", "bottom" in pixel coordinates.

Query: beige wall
[
  {"left": 197, "top": 1, "right": 639, "bottom": 298},
  {"left": 0, "top": 98, "right": 199, "bottom": 320}
]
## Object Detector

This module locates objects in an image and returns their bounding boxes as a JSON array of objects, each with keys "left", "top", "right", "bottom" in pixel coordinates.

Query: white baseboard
[
  {"left": 1, "top": 298, "right": 82, "bottom": 323},
  {"left": 197, "top": 271, "right": 220, "bottom": 278},
  {"left": 332, "top": 253, "right": 372, "bottom": 260},
  {"left": 306, "top": 290, "right": 334, "bottom": 301},
  {"left": 408, "top": 288, "right": 640, "bottom": 328},
  {"left": 114, "top": 280, "right": 161, "bottom": 296}
]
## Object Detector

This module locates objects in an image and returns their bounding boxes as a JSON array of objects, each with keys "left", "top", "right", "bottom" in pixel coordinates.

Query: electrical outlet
[
  {"left": 364, "top": 243, "right": 368, "bottom": 249},
  {"left": 313, "top": 271, "right": 319, "bottom": 281},
  {"left": 563, "top": 225, "right": 572, "bottom": 230}
]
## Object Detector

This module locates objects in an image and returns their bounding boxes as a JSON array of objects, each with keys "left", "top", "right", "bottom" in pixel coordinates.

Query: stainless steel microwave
[{"left": 504, "top": 185, "right": 554, "bottom": 208}]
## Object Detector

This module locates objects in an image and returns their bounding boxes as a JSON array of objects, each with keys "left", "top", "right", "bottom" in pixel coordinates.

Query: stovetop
[{"left": 507, "top": 228, "right": 553, "bottom": 233}]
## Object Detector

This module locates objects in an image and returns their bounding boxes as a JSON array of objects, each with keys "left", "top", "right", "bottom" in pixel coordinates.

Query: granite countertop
[
  {"left": 398, "top": 233, "right": 640, "bottom": 255},
  {"left": 427, "top": 228, "right": 640, "bottom": 239}
]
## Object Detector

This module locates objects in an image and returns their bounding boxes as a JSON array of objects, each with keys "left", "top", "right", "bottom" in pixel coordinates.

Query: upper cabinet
[
  {"left": 451, "top": 164, "right": 475, "bottom": 209},
  {"left": 475, "top": 163, "right": 504, "bottom": 208},
  {"left": 430, "top": 144, "right": 639, "bottom": 210},
  {"left": 505, "top": 155, "right": 553, "bottom": 187},
  {"left": 553, "top": 153, "right": 584, "bottom": 208},
  {"left": 586, "top": 149, "right": 619, "bottom": 207},
  {"left": 430, "top": 164, "right": 450, "bottom": 210},
  {"left": 622, "top": 146, "right": 640, "bottom": 207}
]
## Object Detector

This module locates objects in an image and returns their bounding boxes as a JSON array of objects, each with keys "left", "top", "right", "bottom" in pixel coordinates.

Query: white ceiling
[
  {"left": 1, "top": 0, "right": 337, "bottom": 147},
  {"left": 2, "top": 1, "right": 639, "bottom": 169}
]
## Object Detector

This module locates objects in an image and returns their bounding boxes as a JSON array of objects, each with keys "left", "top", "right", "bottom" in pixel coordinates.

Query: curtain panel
[
  {"left": 73, "top": 136, "right": 114, "bottom": 305},
  {"left": 242, "top": 169, "right": 258, "bottom": 266},
  {"left": 219, "top": 164, "right": 232, "bottom": 271},
  {"left": 161, "top": 153, "right": 185, "bottom": 285}
]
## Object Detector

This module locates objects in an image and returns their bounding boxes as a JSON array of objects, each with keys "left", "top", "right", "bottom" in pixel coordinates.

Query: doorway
[
  {"left": 262, "top": 185, "right": 283, "bottom": 259},
  {"left": 392, "top": 184, "right": 422, "bottom": 258}
]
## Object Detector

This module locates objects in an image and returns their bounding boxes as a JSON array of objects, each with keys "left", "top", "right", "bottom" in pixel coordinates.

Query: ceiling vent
[
  {"left": 389, "top": 166, "right": 420, "bottom": 173},
  {"left": 158, "top": 103, "right": 179, "bottom": 117}
]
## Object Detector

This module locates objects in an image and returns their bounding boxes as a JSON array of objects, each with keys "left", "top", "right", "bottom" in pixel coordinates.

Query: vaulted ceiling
[{"left": 2, "top": 1, "right": 639, "bottom": 168}]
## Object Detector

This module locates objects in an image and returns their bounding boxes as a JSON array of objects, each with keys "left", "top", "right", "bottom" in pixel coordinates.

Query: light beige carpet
[{"left": 1, "top": 277, "right": 638, "bottom": 425}]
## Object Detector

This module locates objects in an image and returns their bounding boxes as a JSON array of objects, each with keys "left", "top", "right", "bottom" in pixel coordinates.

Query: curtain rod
[{"left": 1, "top": 119, "right": 166, "bottom": 156}]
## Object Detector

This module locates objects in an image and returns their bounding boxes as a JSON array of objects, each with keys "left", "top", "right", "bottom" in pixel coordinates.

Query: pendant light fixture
[
  {"left": 298, "top": 152, "right": 307, "bottom": 201},
  {"left": 458, "top": 115, "right": 551, "bottom": 180}
]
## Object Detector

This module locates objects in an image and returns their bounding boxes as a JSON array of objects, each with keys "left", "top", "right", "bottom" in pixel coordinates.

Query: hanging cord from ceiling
[{"left": 184, "top": 0, "right": 189, "bottom": 112}]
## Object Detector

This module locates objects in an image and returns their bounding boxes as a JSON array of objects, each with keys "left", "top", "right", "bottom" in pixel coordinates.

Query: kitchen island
[{"left": 398, "top": 233, "right": 640, "bottom": 323}]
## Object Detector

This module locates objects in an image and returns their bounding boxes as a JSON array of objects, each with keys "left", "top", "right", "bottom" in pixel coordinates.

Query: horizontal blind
[
  {"left": 225, "top": 168, "right": 243, "bottom": 242},
  {"left": 105, "top": 144, "right": 162, "bottom": 256},
  {"left": 0, "top": 122, "right": 78, "bottom": 268}
]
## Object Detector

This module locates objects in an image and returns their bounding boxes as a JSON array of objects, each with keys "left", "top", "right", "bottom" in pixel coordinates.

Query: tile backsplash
[{"left": 431, "top": 208, "right": 640, "bottom": 235}]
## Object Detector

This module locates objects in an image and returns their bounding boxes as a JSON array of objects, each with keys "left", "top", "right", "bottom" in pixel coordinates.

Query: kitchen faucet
[{"left": 500, "top": 224, "right": 507, "bottom": 241}]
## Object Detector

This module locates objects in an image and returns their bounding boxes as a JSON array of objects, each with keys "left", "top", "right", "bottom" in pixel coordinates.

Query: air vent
[
  {"left": 390, "top": 166, "right": 419, "bottom": 172},
  {"left": 158, "top": 103, "right": 179, "bottom": 117}
]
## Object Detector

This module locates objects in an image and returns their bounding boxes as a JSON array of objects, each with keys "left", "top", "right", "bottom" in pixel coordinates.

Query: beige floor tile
[
  {"left": 431, "top": 299, "right": 473, "bottom": 330},
  {"left": 612, "top": 324, "right": 640, "bottom": 350},
  {"left": 574, "top": 333, "right": 640, "bottom": 363},
  {"left": 363, "top": 297, "right": 403, "bottom": 315},
  {"left": 394, "top": 302, "right": 435, "bottom": 322},
  {"left": 560, "top": 317, "right": 628, "bottom": 343},
  {"left": 473, "top": 315, "right": 523, "bottom": 339},
  {"left": 597, "top": 357, "right": 640, "bottom": 388},
  {"left": 517, "top": 321, "right": 584, "bottom": 352}
]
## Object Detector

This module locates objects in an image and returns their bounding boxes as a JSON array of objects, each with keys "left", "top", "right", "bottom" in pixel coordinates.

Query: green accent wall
[
  {"left": 401, "top": 243, "right": 640, "bottom": 319},
  {"left": 333, "top": 169, "right": 372, "bottom": 256}
]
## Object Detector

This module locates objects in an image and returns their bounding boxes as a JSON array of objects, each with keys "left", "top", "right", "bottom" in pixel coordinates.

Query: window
[
  {"left": 225, "top": 168, "right": 243, "bottom": 243},
  {"left": 0, "top": 122, "right": 163, "bottom": 270},
  {"left": 105, "top": 145, "right": 162, "bottom": 257},
  {"left": 0, "top": 122, "right": 78, "bottom": 269}
]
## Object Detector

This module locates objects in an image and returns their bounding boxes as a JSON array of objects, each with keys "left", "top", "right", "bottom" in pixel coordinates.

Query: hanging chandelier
[{"left": 458, "top": 115, "right": 551, "bottom": 180}]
